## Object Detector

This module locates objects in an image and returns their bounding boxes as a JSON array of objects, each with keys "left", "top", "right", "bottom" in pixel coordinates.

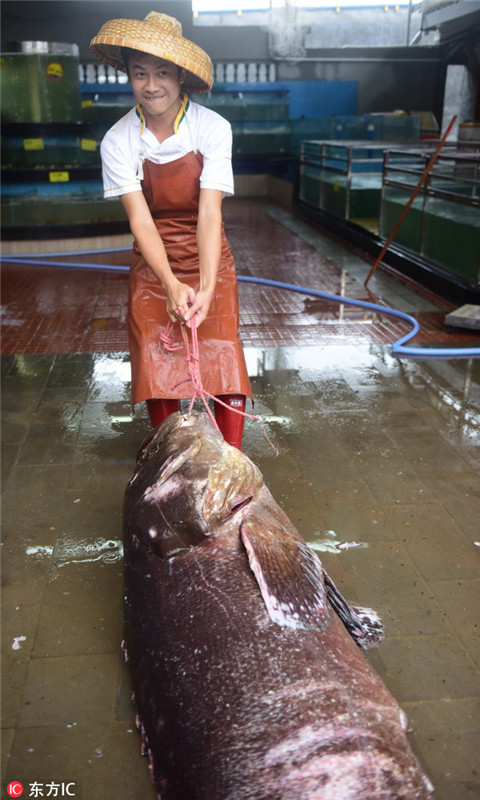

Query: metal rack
[
  {"left": 380, "top": 149, "right": 480, "bottom": 289},
  {"left": 298, "top": 140, "right": 407, "bottom": 225}
]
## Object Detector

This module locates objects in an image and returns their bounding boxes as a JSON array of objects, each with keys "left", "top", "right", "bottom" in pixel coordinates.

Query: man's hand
[
  {"left": 165, "top": 280, "right": 196, "bottom": 324},
  {"left": 181, "top": 288, "right": 214, "bottom": 328}
]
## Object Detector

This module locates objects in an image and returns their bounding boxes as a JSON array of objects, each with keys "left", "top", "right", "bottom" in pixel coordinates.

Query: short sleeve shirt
[{"left": 100, "top": 98, "right": 234, "bottom": 199}]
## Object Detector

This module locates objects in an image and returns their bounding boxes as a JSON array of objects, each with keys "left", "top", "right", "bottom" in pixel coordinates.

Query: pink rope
[{"left": 160, "top": 318, "right": 278, "bottom": 455}]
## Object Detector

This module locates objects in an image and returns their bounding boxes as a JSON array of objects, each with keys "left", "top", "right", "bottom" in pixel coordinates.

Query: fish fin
[
  {"left": 240, "top": 521, "right": 332, "bottom": 632},
  {"left": 323, "top": 570, "right": 384, "bottom": 649}
]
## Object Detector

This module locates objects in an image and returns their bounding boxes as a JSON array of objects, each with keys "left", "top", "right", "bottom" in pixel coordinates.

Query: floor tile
[
  {"left": 32, "top": 563, "right": 123, "bottom": 658},
  {"left": 377, "top": 633, "right": 480, "bottom": 702},
  {"left": 5, "top": 722, "right": 157, "bottom": 800},
  {"left": 428, "top": 579, "right": 480, "bottom": 667},
  {"left": 18, "top": 654, "right": 119, "bottom": 728},
  {"left": 402, "top": 697, "right": 480, "bottom": 794},
  {"left": 339, "top": 541, "right": 448, "bottom": 637}
]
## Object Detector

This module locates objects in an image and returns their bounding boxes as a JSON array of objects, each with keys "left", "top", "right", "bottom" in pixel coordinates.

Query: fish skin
[{"left": 123, "top": 411, "right": 433, "bottom": 800}]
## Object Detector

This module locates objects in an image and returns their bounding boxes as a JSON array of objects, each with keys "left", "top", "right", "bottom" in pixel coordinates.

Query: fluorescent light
[
  {"left": 193, "top": 1, "right": 270, "bottom": 11},
  {"left": 297, "top": 0, "right": 411, "bottom": 5},
  {"left": 193, "top": 0, "right": 412, "bottom": 10}
]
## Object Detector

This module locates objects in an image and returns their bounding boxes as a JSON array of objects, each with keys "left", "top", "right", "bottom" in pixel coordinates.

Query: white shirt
[{"left": 100, "top": 98, "right": 234, "bottom": 199}]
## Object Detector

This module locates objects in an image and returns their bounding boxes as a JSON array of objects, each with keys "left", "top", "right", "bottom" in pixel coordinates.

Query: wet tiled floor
[
  {"left": 1, "top": 199, "right": 478, "bottom": 356},
  {"left": 1, "top": 199, "right": 480, "bottom": 800}
]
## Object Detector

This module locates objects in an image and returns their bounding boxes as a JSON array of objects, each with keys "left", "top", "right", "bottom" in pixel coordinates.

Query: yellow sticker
[
  {"left": 0, "top": 58, "right": 5, "bottom": 69},
  {"left": 47, "top": 61, "right": 63, "bottom": 80},
  {"left": 81, "top": 139, "right": 97, "bottom": 152},
  {"left": 24, "top": 138, "right": 44, "bottom": 151},
  {"left": 82, "top": 100, "right": 93, "bottom": 108},
  {"left": 49, "top": 171, "right": 70, "bottom": 183},
  {"left": 333, "top": 180, "right": 340, "bottom": 191}
]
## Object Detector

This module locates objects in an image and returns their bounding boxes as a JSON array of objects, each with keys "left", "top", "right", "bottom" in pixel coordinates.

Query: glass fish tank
[{"left": 1, "top": 41, "right": 82, "bottom": 123}]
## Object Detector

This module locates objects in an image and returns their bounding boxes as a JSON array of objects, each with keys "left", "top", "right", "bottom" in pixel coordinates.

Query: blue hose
[
  {"left": 4, "top": 246, "right": 131, "bottom": 258},
  {"left": 237, "top": 276, "right": 480, "bottom": 359},
  {"left": 1, "top": 256, "right": 130, "bottom": 273},
  {"left": 3, "top": 254, "right": 479, "bottom": 359}
]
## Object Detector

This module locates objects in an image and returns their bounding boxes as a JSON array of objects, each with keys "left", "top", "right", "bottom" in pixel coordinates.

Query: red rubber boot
[
  {"left": 146, "top": 399, "right": 180, "bottom": 428},
  {"left": 214, "top": 394, "right": 246, "bottom": 450}
]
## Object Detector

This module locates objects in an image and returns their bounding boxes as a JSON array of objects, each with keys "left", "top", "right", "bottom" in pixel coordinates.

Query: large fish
[{"left": 123, "top": 411, "right": 433, "bottom": 800}]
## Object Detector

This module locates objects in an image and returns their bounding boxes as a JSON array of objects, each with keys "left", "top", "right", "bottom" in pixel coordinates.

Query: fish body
[{"left": 123, "top": 411, "right": 433, "bottom": 800}]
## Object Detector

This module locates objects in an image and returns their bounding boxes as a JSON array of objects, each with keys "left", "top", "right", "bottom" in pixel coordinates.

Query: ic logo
[{"left": 7, "top": 783, "right": 24, "bottom": 797}]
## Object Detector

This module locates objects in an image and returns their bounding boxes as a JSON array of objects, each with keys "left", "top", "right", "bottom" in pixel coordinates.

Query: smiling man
[{"left": 90, "top": 12, "right": 252, "bottom": 449}]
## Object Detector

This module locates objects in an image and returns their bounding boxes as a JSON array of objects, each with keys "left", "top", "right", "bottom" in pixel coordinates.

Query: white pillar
[{"left": 441, "top": 64, "right": 476, "bottom": 141}]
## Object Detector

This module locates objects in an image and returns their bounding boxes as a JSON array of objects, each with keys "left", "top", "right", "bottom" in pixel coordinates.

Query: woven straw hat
[{"left": 90, "top": 11, "right": 213, "bottom": 93}]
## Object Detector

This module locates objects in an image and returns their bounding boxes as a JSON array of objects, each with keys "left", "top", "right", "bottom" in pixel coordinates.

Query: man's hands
[
  {"left": 120, "top": 189, "right": 222, "bottom": 331},
  {"left": 166, "top": 280, "right": 214, "bottom": 329},
  {"left": 165, "top": 278, "right": 196, "bottom": 324}
]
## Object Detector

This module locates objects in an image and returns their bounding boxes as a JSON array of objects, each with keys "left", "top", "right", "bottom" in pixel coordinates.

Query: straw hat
[{"left": 90, "top": 11, "right": 213, "bottom": 93}]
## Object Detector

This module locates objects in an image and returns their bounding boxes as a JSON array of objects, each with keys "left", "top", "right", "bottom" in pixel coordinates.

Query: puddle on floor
[
  {"left": 26, "top": 537, "right": 124, "bottom": 576},
  {"left": 308, "top": 530, "right": 369, "bottom": 554}
]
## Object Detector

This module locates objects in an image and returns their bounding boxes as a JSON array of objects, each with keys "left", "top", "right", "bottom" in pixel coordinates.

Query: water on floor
[{"left": 1, "top": 200, "right": 480, "bottom": 800}]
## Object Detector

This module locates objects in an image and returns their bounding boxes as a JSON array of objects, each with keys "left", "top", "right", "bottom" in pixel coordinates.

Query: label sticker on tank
[
  {"left": 24, "top": 138, "right": 44, "bottom": 151},
  {"left": 81, "top": 139, "right": 97, "bottom": 151},
  {"left": 47, "top": 61, "right": 64, "bottom": 80},
  {"left": 49, "top": 171, "right": 70, "bottom": 183}
]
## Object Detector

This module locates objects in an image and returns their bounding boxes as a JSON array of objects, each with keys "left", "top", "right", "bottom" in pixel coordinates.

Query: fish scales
[{"left": 123, "top": 411, "right": 433, "bottom": 800}]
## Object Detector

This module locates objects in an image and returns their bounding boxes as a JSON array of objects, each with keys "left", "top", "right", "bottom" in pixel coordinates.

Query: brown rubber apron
[{"left": 128, "top": 150, "right": 252, "bottom": 406}]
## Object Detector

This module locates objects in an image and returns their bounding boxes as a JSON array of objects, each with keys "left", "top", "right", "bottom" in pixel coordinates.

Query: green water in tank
[{"left": 1, "top": 53, "right": 81, "bottom": 123}]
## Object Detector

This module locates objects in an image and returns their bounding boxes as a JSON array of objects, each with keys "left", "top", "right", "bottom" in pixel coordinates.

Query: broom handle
[{"left": 364, "top": 114, "right": 457, "bottom": 287}]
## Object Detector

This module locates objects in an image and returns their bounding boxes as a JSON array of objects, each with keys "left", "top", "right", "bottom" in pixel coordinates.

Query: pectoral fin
[
  {"left": 239, "top": 513, "right": 383, "bottom": 648},
  {"left": 240, "top": 520, "right": 332, "bottom": 633}
]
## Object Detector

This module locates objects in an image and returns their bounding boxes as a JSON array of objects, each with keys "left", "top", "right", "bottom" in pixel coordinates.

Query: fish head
[
  {"left": 125, "top": 411, "right": 263, "bottom": 559},
  {"left": 125, "top": 412, "right": 381, "bottom": 647}
]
